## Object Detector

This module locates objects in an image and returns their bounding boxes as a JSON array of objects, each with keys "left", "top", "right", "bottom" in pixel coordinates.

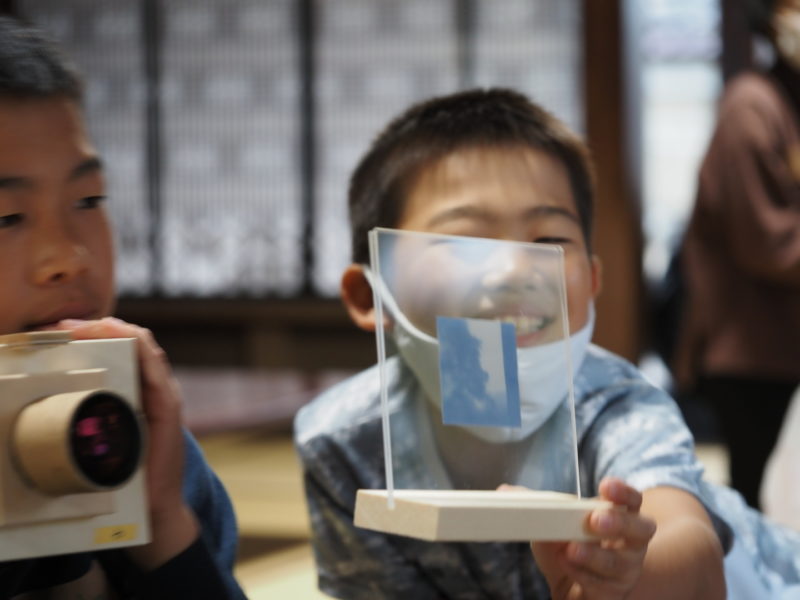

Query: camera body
[{"left": 0, "top": 331, "right": 149, "bottom": 561}]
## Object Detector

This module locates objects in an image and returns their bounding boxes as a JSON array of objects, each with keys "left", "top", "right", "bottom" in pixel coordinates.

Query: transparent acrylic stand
[{"left": 354, "top": 228, "right": 609, "bottom": 542}]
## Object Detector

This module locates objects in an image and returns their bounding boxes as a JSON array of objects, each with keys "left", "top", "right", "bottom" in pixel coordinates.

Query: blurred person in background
[{"left": 674, "top": 0, "right": 800, "bottom": 510}]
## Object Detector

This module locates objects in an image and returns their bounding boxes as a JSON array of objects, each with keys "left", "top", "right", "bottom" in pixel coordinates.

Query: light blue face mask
[{"left": 363, "top": 266, "right": 595, "bottom": 443}]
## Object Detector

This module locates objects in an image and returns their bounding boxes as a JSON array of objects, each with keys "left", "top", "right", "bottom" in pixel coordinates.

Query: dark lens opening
[{"left": 70, "top": 392, "right": 142, "bottom": 487}]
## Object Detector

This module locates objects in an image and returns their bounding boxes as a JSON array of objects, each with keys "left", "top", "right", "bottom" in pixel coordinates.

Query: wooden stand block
[{"left": 355, "top": 489, "right": 611, "bottom": 542}]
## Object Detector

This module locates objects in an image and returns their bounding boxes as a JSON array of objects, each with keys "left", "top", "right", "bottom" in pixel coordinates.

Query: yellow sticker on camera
[{"left": 94, "top": 524, "right": 138, "bottom": 544}]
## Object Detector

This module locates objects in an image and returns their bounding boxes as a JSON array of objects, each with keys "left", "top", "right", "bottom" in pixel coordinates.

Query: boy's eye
[
  {"left": 76, "top": 195, "right": 107, "bottom": 210},
  {"left": 0, "top": 213, "right": 23, "bottom": 228},
  {"left": 534, "top": 237, "right": 571, "bottom": 245}
]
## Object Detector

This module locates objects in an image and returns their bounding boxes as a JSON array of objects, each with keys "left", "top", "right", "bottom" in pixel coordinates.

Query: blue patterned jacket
[{"left": 295, "top": 345, "right": 800, "bottom": 599}]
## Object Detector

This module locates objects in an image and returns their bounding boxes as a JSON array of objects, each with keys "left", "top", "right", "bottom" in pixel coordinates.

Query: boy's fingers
[
  {"left": 57, "top": 317, "right": 159, "bottom": 363},
  {"left": 55, "top": 317, "right": 180, "bottom": 413},
  {"left": 55, "top": 317, "right": 145, "bottom": 346},
  {"left": 598, "top": 477, "right": 643, "bottom": 512},
  {"left": 588, "top": 509, "right": 656, "bottom": 548},
  {"left": 497, "top": 483, "right": 527, "bottom": 492},
  {"left": 567, "top": 542, "right": 631, "bottom": 576},
  {"left": 559, "top": 551, "right": 636, "bottom": 599}
]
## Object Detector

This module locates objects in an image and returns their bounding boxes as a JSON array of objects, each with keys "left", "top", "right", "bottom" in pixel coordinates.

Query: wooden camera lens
[{"left": 13, "top": 390, "right": 143, "bottom": 495}]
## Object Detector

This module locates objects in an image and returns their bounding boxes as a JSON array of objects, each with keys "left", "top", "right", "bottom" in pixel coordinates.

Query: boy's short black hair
[
  {"left": 0, "top": 15, "right": 83, "bottom": 101},
  {"left": 348, "top": 87, "right": 595, "bottom": 264}
]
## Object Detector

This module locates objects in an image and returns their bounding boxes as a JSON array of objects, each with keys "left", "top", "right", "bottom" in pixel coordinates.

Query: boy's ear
[
  {"left": 590, "top": 254, "right": 603, "bottom": 299},
  {"left": 341, "top": 264, "right": 377, "bottom": 332}
]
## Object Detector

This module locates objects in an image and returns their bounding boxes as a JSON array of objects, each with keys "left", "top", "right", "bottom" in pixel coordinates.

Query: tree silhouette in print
[{"left": 439, "top": 318, "right": 505, "bottom": 426}]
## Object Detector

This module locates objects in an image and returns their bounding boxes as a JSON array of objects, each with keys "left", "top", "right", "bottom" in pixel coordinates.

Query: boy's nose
[
  {"left": 480, "top": 248, "right": 543, "bottom": 291},
  {"left": 32, "top": 233, "right": 90, "bottom": 286}
]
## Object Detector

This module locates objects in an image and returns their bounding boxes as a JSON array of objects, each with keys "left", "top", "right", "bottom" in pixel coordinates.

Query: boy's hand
[
  {"left": 530, "top": 478, "right": 656, "bottom": 600},
  {"left": 54, "top": 317, "right": 199, "bottom": 569}
]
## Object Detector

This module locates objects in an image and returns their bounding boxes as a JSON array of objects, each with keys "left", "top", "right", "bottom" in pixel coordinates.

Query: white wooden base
[{"left": 355, "top": 489, "right": 611, "bottom": 542}]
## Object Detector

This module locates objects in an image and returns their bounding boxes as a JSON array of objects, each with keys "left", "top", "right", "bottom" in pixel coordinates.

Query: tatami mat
[{"left": 197, "top": 429, "right": 328, "bottom": 598}]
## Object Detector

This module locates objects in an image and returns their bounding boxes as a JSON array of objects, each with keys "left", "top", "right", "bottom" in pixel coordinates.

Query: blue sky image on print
[{"left": 437, "top": 316, "right": 521, "bottom": 428}]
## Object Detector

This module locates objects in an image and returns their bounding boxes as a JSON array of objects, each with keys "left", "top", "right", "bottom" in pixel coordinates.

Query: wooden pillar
[{"left": 583, "top": 0, "right": 643, "bottom": 362}]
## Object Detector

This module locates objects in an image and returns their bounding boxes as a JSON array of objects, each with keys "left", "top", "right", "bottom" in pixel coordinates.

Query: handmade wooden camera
[{"left": 0, "top": 331, "right": 148, "bottom": 561}]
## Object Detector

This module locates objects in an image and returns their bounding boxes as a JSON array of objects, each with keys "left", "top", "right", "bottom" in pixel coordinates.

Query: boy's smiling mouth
[
  {"left": 499, "top": 314, "right": 554, "bottom": 335},
  {"left": 497, "top": 313, "right": 556, "bottom": 346},
  {"left": 473, "top": 291, "right": 560, "bottom": 345}
]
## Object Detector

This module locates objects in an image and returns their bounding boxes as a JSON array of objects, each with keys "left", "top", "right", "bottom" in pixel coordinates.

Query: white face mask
[{"left": 364, "top": 266, "right": 594, "bottom": 443}]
